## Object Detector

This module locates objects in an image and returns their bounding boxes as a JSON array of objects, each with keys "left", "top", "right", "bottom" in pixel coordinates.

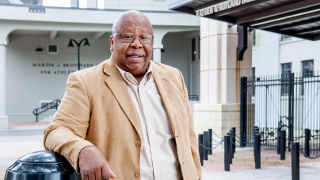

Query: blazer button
[
  {"left": 135, "top": 142, "right": 141, "bottom": 147},
  {"left": 135, "top": 172, "right": 140, "bottom": 177}
]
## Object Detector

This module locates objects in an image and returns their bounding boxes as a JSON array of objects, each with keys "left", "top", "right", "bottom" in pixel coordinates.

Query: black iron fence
[{"left": 241, "top": 73, "right": 320, "bottom": 158}]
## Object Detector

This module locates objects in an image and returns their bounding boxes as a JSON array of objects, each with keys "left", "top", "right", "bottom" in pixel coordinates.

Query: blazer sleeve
[
  {"left": 43, "top": 72, "right": 94, "bottom": 172},
  {"left": 178, "top": 70, "right": 202, "bottom": 179}
]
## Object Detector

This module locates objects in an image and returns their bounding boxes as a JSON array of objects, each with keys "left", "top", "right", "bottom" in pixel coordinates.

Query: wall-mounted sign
[
  {"left": 196, "top": 0, "right": 256, "bottom": 17},
  {"left": 31, "top": 62, "right": 97, "bottom": 75}
]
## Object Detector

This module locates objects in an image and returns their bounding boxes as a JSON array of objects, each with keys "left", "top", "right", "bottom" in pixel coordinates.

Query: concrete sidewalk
[
  {"left": 1, "top": 124, "right": 320, "bottom": 180},
  {"left": 203, "top": 162, "right": 320, "bottom": 180}
]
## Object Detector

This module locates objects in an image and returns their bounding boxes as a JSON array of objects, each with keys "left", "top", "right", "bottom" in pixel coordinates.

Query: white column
[
  {"left": 0, "top": 43, "right": 8, "bottom": 129},
  {"left": 153, "top": 29, "right": 168, "bottom": 63},
  {"left": 153, "top": 44, "right": 163, "bottom": 63},
  {"left": 194, "top": 18, "right": 252, "bottom": 137}
]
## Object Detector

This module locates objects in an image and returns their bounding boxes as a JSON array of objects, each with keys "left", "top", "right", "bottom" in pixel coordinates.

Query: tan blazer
[{"left": 44, "top": 59, "right": 201, "bottom": 180}]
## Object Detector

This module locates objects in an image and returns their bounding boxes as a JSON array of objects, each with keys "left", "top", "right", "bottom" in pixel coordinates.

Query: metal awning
[{"left": 170, "top": 0, "right": 320, "bottom": 41}]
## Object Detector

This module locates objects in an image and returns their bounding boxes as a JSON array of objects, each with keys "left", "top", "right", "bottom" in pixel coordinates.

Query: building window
[
  {"left": 302, "top": 60, "right": 314, "bottom": 77},
  {"left": 280, "top": 34, "right": 292, "bottom": 41},
  {"left": 300, "top": 60, "right": 314, "bottom": 96},
  {"left": 282, "top": 63, "right": 292, "bottom": 76},
  {"left": 281, "top": 63, "right": 292, "bottom": 96}
]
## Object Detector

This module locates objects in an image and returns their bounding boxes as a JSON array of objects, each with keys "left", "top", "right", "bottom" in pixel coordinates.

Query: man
[{"left": 44, "top": 10, "right": 201, "bottom": 180}]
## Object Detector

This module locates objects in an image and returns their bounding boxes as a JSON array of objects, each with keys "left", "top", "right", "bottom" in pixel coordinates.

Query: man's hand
[{"left": 79, "top": 146, "right": 116, "bottom": 180}]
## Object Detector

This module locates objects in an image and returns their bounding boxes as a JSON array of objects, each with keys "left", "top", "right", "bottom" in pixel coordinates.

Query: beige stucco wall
[{"left": 194, "top": 17, "right": 252, "bottom": 138}]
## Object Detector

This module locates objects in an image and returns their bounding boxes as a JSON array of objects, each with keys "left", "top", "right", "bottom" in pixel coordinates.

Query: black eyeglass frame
[{"left": 112, "top": 33, "right": 154, "bottom": 44}]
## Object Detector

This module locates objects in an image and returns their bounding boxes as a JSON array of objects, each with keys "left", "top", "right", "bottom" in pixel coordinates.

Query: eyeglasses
[{"left": 113, "top": 33, "right": 153, "bottom": 44}]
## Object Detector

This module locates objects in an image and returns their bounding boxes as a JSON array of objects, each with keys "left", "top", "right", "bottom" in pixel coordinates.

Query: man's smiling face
[{"left": 110, "top": 11, "right": 153, "bottom": 77}]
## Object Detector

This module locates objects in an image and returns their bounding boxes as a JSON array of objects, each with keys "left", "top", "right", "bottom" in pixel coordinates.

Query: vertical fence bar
[
  {"left": 204, "top": 131, "right": 209, "bottom": 160},
  {"left": 312, "top": 74, "right": 320, "bottom": 157},
  {"left": 304, "top": 129, "right": 310, "bottom": 157},
  {"left": 310, "top": 74, "right": 313, "bottom": 157},
  {"left": 265, "top": 83, "right": 269, "bottom": 150},
  {"left": 288, "top": 73, "right": 295, "bottom": 151},
  {"left": 294, "top": 74, "right": 299, "bottom": 153},
  {"left": 280, "top": 130, "right": 286, "bottom": 160},
  {"left": 254, "top": 133, "right": 261, "bottom": 169},
  {"left": 198, "top": 134, "right": 204, "bottom": 166},
  {"left": 240, "top": 77, "right": 247, "bottom": 147},
  {"left": 208, "top": 129, "right": 212, "bottom": 155},
  {"left": 224, "top": 135, "right": 231, "bottom": 171},
  {"left": 273, "top": 75, "right": 277, "bottom": 151},
  {"left": 280, "top": 74, "right": 285, "bottom": 153},
  {"left": 292, "top": 142, "right": 300, "bottom": 180}
]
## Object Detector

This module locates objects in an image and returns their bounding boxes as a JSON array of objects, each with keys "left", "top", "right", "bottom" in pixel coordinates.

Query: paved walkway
[
  {"left": 203, "top": 162, "right": 320, "bottom": 180},
  {"left": 1, "top": 123, "right": 320, "bottom": 180},
  {"left": 0, "top": 122, "right": 48, "bottom": 179}
]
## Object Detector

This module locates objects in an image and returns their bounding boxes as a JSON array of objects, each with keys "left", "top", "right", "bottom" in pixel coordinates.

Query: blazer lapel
[
  {"left": 103, "top": 59, "right": 142, "bottom": 139},
  {"left": 152, "top": 62, "right": 177, "bottom": 136}
]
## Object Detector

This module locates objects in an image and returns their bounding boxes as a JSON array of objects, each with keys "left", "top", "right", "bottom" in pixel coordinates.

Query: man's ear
[{"left": 109, "top": 35, "right": 114, "bottom": 52}]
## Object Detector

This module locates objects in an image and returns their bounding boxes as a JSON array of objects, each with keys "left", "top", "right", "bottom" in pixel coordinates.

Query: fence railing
[
  {"left": 32, "top": 99, "right": 60, "bottom": 122},
  {"left": 241, "top": 73, "right": 320, "bottom": 158}
]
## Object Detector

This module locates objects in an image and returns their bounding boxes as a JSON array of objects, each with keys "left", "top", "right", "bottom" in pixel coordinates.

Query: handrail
[{"left": 32, "top": 99, "right": 61, "bottom": 122}]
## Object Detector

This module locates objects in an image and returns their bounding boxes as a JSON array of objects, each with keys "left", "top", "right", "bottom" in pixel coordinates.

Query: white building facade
[
  {"left": 252, "top": 30, "right": 320, "bottom": 134},
  {"left": 253, "top": 30, "right": 320, "bottom": 77},
  {"left": 0, "top": 0, "right": 201, "bottom": 128}
]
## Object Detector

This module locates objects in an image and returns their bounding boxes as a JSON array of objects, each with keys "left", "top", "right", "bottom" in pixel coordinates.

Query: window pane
[
  {"left": 281, "top": 63, "right": 291, "bottom": 96},
  {"left": 302, "top": 60, "right": 314, "bottom": 77},
  {"left": 301, "top": 60, "right": 314, "bottom": 95}
]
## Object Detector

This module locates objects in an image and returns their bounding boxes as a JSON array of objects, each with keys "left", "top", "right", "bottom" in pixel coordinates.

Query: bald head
[{"left": 112, "top": 10, "right": 153, "bottom": 34}]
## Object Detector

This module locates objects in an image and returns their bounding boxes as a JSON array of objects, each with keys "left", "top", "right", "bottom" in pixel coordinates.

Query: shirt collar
[{"left": 115, "top": 62, "right": 153, "bottom": 84}]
